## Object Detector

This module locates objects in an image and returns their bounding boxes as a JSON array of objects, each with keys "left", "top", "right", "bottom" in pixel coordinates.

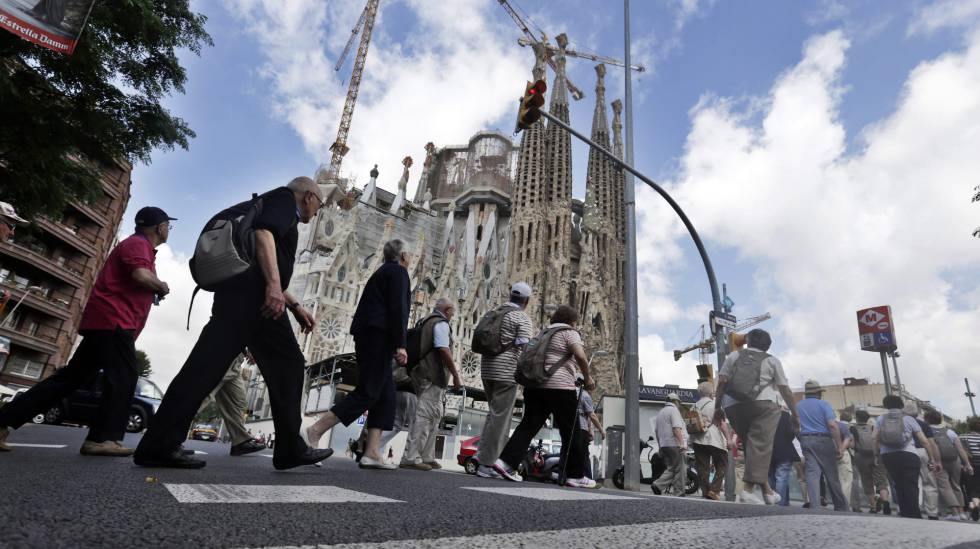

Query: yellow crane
[{"left": 673, "top": 313, "right": 772, "bottom": 384}]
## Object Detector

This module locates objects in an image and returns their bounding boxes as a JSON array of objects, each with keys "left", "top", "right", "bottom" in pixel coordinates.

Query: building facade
[
  {"left": 286, "top": 51, "right": 628, "bottom": 403},
  {"left": 0, "top": 162, "right": 132, "bottom": 387}
]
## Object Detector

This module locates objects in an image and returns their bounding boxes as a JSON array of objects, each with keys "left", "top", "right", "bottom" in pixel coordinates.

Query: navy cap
[{"left": 134, "top": 206, "right": 177, "bottom": 227}]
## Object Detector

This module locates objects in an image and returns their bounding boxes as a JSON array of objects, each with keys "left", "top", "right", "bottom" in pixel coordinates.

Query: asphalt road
[{"left": 2, "top": 425, "right": 980, "bottom": 549}]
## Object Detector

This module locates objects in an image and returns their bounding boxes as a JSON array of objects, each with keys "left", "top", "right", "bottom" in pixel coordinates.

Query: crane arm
[
  {"left": 518, "top": 37, "right": 646, "bottom": 72},
  {"left": 335, "top": 7, "right": 367, "bottom": 72},
  {"left": 498, "top": 0, "right": 584, "bottom": 100}
]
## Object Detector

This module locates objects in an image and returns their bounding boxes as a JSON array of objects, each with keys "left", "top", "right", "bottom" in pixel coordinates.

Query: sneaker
[
  {"left": 424, "top": 461, "right": 442, "bottom": 470},
  {"left": 763, "top": 491, "right": 781, "bottom": 505},
  {"left": 942, "top": 515, "right": 963, "bottom": 522},
  {"left": 359, "top": 456, "right": 397, "bottom": 470},
  {"left": 738, "top": 490, "right": 766, "bottom": 505},
  {"left": 0, "top": 427, "right": 10, "bottom": 452},
  {"left": 399, "top": 461, "right": 432, "bottom": 471},
  {"left": 477, "top": 464, "right": 502, "bottom": 479},
  {"left": 492, "top": 459, "right": 523, "bottom": 482},
  {"left": 80, "top": 440, "right": 134, "bottom": 457},
  {"left": 565, "top": 476, "right": 598, "bottom": 489}
]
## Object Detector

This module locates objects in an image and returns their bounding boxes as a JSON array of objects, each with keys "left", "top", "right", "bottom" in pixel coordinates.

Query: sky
[{"left": 126, "top": 0, "right": 980, "bottom": 419}]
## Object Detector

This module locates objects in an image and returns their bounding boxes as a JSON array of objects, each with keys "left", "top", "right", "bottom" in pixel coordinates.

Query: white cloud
[
  {"left": 222, "top": 0, "right": 529, "bottom": 196},
  {"left": 909, "top": 0, "right": 980, "bottom": 36},
  {"left": 137, "top": 245, "right": 212, "bottom": 391},
  {"left": 642, "top": 28, "right": 980, "bottom": 418}
]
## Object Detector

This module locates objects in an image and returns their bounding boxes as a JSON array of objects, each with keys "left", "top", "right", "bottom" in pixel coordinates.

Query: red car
[{"left": 457, "top": 436, "right": 480, "bottom": 475}]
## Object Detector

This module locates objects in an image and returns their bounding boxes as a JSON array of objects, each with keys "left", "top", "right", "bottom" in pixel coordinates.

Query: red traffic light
[{"left": 516, "top": 80, "right": 548, "bottom": 132}]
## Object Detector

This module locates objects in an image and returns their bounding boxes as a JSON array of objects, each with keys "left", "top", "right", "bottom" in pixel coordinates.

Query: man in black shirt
[{"left": 135, "top": 177, "right": 334, "bottom": 470}]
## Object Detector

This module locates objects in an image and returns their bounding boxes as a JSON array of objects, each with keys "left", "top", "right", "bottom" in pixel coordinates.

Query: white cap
[
  {"left": 510, "top": 282, "right": 533, "bottom": 298},
  {"left": 0, "top": 202, "right": 28, "bottom": 226},
  {"left": 666, "top": 392, "right": 680, "bottom": 401}
]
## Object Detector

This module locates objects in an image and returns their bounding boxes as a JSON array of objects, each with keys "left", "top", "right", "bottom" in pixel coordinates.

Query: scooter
[
  {"left": 518, "top": 438, "right": 563, "bottom": 483},
  {"left": 612, "top": 436, "right": 700, "bottom": 495}
]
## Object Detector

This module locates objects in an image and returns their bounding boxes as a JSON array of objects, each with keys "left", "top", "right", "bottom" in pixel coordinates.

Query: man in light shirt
[{"left": 653, "top": 393, "right": 688, "bottom": 496}]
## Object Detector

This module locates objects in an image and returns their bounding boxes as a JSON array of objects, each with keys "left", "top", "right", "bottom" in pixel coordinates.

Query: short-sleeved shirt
[
  {"left": 432, "top": 316, "right": 451, "bottom": 349},
  {"left": 214, "top": 187, "right": 299, "bottom": 294},
  {"left": 796, "top": 397, "right": 836, "bottom": 435},
  {"left": 877, "top": 412, "right": 922, "bottom": 454},
  {"left": 912, "top": 418, "right": 934, "bottom": 449},
  {"left": 690, "top": 396, "right": 726, "bottom": 450},
  {"left": 961, "top": 433, "right": 980, "bottom": 464},
  {"left": 578, "top": 390, "right": 595, "bottom": 431},
  {"left": 718, "top": 347, "right": 788, "bottom": 407},
  {"left": 656, "top": 402, "right": 686, "bottom": 448},
  {"left": 78, "top": 233, "right": 156, "bottom": 338},
  {"left": 479, "top": 304, "right": 534, "bottom": 383},
  {"left": 838, "top": 421, "right": 852, "bottom": 441},
  {"left": 540, "top": 323, "right": 583, "bottom": 390}
]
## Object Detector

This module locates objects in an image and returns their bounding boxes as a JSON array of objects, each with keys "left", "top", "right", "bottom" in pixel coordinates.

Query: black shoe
[
  {"left": 971, "top": 506, "right": 979, "bottom": 522},
  {"left": 651, "top": 485, "right": 662, "bottom": 495},
  {"left": 802, "top": 502, "right": 811, "bottom": 508},
  {"left": 882, "top": 501, "right": 892, "bottom": 515},
  {"left": 230, "top": 439, "right": 267, "bottom": 456},
  {"left": 134, "top": 449, "right": 206, "bottom": 469},
  {"left": 273, "top": 448, "right": 334, "bottom": 470}
]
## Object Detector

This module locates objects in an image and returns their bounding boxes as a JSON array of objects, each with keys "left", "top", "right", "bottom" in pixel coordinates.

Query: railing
[
  {"left": 0, "top": 283, "right": 76, "bottom": 320},
  {"left": 34, "top": 218, "right": 97, "bottom": 256},
  {"left": 0, "top": 324, "right": 62, "bottom": 354},
  {"left": 71, "top": 200, "right": 110, "bottom": 227},
  {"left": 0, "top": 240, "right": 86, "bottom": 288}
]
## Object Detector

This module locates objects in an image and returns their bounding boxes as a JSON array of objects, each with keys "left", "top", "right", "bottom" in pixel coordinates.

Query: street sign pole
[
  {"left": 966, "top": 378, "right": 977, "bottom": 417},
  {"left": 889, "top": 353, "right": 903, "bottom": 392},
  {"left": 623, "top": 0, "right": 641, "bottom": 491},
  {"left": 879, "top": 352, "right": 892, "bottom": 396}
]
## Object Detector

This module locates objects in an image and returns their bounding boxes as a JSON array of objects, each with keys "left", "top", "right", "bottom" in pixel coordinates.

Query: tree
[
  {"left": 0, "top": 0, "right": 212, "bottom": 219},
  {"left": 135, "top": 349, "right": 151, "bottom": 378}
]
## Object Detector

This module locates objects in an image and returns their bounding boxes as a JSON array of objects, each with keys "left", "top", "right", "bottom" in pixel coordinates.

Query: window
[
  {"left": 337, "top": 265, "right": 347, "bottom": 283},
  {"left": 4, "top": 357, "right": 43, "bottom": 380}
]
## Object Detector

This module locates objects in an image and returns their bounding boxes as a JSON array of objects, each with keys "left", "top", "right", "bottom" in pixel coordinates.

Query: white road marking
[
  {"left": 249, "top": 514, "right": 980, "bottom": 549},
  {"left": 461, "top": 486, "right": 642, "bottom": 501},
  {"left": 164, "top": 484, "right": 402, "bottom": 504},
  {"left": 193, "top": 450, "right": 208, "bottom": 455},
  {"left": 6, "top": 443, "right": 67, "bottom": 448}
]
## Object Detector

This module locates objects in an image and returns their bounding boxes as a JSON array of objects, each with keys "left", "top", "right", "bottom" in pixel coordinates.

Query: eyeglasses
[{"left": 309, "top": 192, "right": 326, "bottom": 211}]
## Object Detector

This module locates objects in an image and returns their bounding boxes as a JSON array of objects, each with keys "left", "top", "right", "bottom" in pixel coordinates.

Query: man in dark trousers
[
  {"left": 134, "top": 177, "right": 334, "bottom": 470},
  {"left": 305, "top": 239, "right": 410, "bottom": 470},
  {"left": 0, "top": 207, "right": 173, "bottom": 455}
]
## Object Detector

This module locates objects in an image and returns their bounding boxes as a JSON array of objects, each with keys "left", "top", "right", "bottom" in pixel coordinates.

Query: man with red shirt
[{"left": 0, "top": 207, "right": 173, "bottom": 455}]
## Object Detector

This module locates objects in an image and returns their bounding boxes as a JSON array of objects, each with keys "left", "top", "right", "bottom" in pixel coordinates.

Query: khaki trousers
[
  {"left": 837, "top": 450, "right": 853, "bottom": 510},
  {"left": 200, "top": 357, "right": 249, "bottom": 445},
  {"left": 402, "top": 380, "right": 444, "bottom": 464},
  {"left": 476, "top": 380, "right": 518, "bottom": 466},
  {"left": 725, "top": 400, "right": 780, "bottom": 485}
]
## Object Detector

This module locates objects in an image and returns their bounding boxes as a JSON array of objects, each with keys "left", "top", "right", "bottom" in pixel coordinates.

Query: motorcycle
[
  {"left": 518, "top": 438, "right": 563, "bottom": 483},
  {"left": 613, "top": 436, "right": 700, "bottom": 495}
]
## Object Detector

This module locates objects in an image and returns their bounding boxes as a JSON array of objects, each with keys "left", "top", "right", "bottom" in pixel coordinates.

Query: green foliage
[
  {"left": 135, "top": 349, "right": 151, "bottom": 378},
  {"left": 0, "top": 0, "right": 212, "bottom": 220},
  {"left": 194, "top": 399, "right": 219, "bottom": 425}
]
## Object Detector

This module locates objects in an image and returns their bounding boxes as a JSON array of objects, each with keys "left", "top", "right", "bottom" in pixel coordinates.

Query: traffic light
[
  {"left": 515, "top": 79, "right": 547, "bottom": 132},
  {"left": 696, "top": 363, "right": 714, "bottom": 385}
]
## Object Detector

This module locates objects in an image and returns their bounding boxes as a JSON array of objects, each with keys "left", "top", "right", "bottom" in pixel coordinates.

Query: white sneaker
[
  {"left": 565, "top": 477, "right": 598, "bottom": 489},
  {"left": 359, "top": 456, "right": 396, "bottom": 470},
  {"left": 477, "top": 464, "right": 502, "bottom": 479},
  {"left": 763, "top": 491, "right": 781, "bottom": 505},
  {"left": 492, "top": 459, "right": 523, "bottom": 482},
  {"left": 738, "top": 490, "right": 766, "bottom": 505}
]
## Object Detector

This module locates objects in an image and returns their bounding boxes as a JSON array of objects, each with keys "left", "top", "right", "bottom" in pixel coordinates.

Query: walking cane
[{"left": 558, "top": 378, "right": 587, "bottom": 486}]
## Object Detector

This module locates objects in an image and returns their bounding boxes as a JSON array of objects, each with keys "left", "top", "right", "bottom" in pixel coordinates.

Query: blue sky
[{"left": 131, "top": 0, "right": 980, "bottom": 418}]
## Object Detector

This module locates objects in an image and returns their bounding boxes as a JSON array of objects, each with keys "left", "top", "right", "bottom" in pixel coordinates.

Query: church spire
[{"left": 583, "top": 64, "right": 610, "bottom": 234}]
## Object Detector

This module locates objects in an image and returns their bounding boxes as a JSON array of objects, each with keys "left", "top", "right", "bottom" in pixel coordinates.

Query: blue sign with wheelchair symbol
[{"left": 875, "top": 333, "right": 892, "bottom": 345}]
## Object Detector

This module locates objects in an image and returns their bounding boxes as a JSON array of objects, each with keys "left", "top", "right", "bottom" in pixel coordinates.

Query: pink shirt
[
  {"left": 79, "top": 234, "right": 156, "bottom": 338},
  {"left": 540, "top": 323, "right": 583, "bottom": 390}
]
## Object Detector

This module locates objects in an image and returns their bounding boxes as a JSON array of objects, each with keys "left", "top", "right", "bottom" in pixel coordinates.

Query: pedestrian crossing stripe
[
  {"left": 164, "top": 484, "right": 402, "bottom": 504},
  {"left": 461, "top": 486, "right": 643, "bottom": 501},
  {"left": 6, "top": 443, "right": 67, "bottom": 448}
]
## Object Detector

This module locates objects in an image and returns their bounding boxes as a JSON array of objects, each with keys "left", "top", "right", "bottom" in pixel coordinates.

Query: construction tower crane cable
[{"left": 326, "top": 0, "right": 380, "bottom": 178}]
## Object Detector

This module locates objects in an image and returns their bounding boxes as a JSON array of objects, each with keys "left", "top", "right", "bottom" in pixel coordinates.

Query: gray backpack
[
  {"left": 852, "top": 423, "right": 875, "bottom": 456},
  {"left": 514, "top": 326, "right": 574, "bottom": 387},
  {"left": 879, "top": 410, "right": 908, "bottom": 446},
  {"left": 472, "top": 305, "right": 516, "bottom": 356},
  {"left": 934, "top": 427, "right": 958, "bottom": 461},
  {"left": 725, "top": 349, "right": 768, "bottom": 402}
]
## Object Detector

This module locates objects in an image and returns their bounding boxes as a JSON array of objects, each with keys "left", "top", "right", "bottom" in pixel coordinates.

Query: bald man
[{"left": 135, "top": 177, "right": 334, "bottom": 470}]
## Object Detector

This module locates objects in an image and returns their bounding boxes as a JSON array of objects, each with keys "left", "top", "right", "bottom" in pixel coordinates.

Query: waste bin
[{"left": 604, "top": 425, "right": 624, "bottom": 482}]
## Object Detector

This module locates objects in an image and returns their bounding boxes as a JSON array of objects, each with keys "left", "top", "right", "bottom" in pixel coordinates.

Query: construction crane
[
  {"left": 324, "top": 0, "right": 380, "bottom": 179},
  {"left": 498, "top": 0, "right": 644, "bottom": 101},
  {"left": 673, "top": 313, "right": 772, "bottom": 362}
]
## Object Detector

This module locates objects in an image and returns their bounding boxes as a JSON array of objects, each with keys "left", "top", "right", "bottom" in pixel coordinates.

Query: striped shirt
[
  {"left": 479, "top": 304, "right": 534, "bottom": 383},
  {"left": 540, "top": 323, "right": 584, "bottom": 390},
  {"left": 962, "top": 432, "right": 980, "bottom": 464}
]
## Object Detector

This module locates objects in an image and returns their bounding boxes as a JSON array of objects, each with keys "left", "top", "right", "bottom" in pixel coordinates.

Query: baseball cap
[
  {"left": 134, "top": 206, "right": 177, "bottom": 227},
  {"left": 666, "top": 392, "right": 680, "bottom": 401},
  {"left": 0, "top": 202, "right": 28, "bottom": 226},
  {"left": 510, "top": 282, "right": 533, "bottom": 298}
]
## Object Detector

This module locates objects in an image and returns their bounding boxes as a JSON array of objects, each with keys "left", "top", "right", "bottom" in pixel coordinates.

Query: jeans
[
  {"left": 883, "top": 450, "right": 922, "bottom": 518},
  {"left": 769, "top": 460, "right": 794, "bottom": 506},
  {"left": 800, "top": 435, "right": 848, "bottom": 511}
]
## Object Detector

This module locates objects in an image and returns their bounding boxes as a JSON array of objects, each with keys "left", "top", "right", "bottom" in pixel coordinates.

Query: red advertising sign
[
  {"left": 856, "top": 305, "right": 897, "bottom": 352},
  {"left": 0, "top": 0, "right": 96, "bottom": 55}
]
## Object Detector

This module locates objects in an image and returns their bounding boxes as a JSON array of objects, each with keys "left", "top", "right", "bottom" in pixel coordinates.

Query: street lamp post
[{"left": 0, "top": 286, "right": 45, "bottom": 329}]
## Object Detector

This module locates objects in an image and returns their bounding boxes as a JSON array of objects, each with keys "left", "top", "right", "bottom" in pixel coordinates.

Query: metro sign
[{"left": 856, "top": 305, "right": 897, "bottom": 352}]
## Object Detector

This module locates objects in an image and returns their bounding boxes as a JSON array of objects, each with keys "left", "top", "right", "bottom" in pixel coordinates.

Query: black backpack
[
  {"left": 472, "top": 305, "right": 517, "bottom": 355},
  {"left": 405, "top": 314, "right": 444, "bottom": 371}
]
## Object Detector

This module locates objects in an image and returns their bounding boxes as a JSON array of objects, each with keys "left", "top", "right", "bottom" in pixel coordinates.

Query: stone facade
[{"left": 289, "top": 55, "right": 627, "bottom": 401}]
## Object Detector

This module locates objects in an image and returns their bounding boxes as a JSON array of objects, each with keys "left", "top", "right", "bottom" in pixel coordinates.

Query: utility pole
[
  {"left": 889, "top": 351, "right": 903, "bottom": 393},
  {"left": 622, "top": 0, "right": 641, "bottom": 492},
  {"left": 966, "top": 378, "right": 977, "bottom": 417}
]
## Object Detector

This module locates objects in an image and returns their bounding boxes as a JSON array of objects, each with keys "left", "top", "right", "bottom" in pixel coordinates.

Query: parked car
[
  {"left": 457, "top": 436, "right": 480, "bottom": 475},
  {"left": 191, "top": 424, "right": 219, "bottom": 441},
  {"left": 36, "top": 374, "right": 162, "bottom": 433}
]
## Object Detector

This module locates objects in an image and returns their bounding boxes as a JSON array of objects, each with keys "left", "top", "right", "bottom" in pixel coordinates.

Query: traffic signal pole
[{"left": 533, "top": 105, "right": 727, "bottom": 489}]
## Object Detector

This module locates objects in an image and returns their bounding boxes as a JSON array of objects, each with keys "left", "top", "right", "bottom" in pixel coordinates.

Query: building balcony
[
  {"left": 35, "top": 218, "right": 98, "bottom": 258},
  {"left": 1, "top": 284, "right": 74, "bottom": 321},
  {"left": 71, "top": 200, "right": 111, "bottom": 228},
  {"left": 0, "top": 241, "right": 85, "bottom": 288},
  {"left": 0, "top": 324, "right": 61, "bottom": 356}
]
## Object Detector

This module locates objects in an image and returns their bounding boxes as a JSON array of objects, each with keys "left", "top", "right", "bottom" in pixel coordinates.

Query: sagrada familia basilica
[{"left": 288, "top": 42, "right": 628, "bottom": 401}]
